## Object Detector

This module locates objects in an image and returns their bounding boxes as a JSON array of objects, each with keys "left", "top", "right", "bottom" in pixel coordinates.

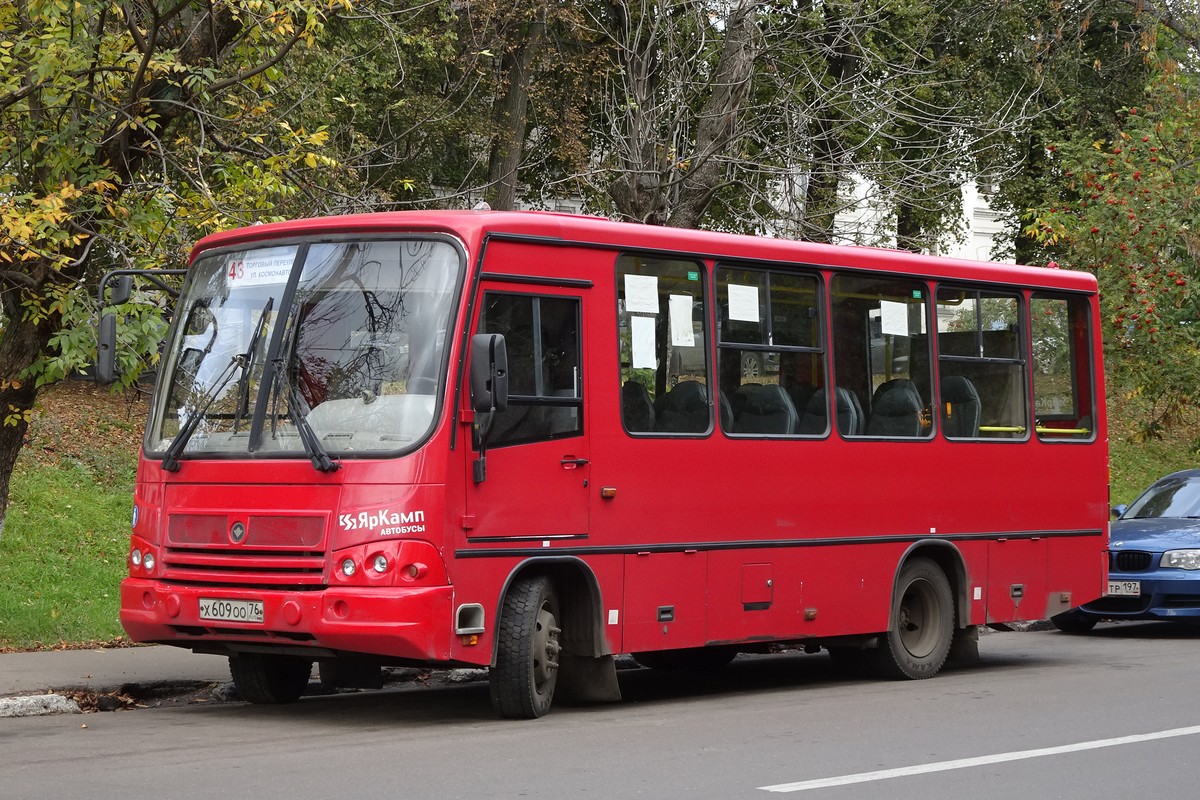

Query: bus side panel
[
  {"left": 621, "top": 551, "right": 706, "bottom": 652},
  {"left": 704, "top": 546, "right": 894, "bottom": 644},
  {"left": 986, "top": 538, "right": 1047, "bottom": 623}
]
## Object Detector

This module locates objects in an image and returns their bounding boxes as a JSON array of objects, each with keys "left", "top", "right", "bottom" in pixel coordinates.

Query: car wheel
[
  {"left": 1050, "top": 610, "right": 1098, "bottom": 633},
  {"left": 741, "top": 352, "right": 763, "bottom": 380}
]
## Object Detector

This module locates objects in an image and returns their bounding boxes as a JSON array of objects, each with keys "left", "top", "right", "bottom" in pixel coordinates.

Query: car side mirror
[
  {"left": 1111, "top": 504, "right": 1128, "bottom": 519},
  {"left": 470, "top": 334, "right": 508, "bottom": 414}
]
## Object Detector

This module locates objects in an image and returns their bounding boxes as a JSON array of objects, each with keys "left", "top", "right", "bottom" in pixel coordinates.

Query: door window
[{"left": 476, "top": 292, "right": 582, "bottom": 447}]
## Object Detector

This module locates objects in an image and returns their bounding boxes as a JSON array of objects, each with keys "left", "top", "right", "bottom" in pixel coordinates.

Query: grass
[
  {"left": 0, "top": 382, "right": 143, "bottom": 650},
  {"left": 0, "top": 380, "right": 1192, "bottom": 649}
]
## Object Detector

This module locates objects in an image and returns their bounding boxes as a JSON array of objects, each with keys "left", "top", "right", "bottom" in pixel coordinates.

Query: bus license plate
[
  {"left": 199, "top": 598, "right": 264, "bottom": 623},
  {"left": 1106, "top": 580, "right": 1140, "bottom": 597}
]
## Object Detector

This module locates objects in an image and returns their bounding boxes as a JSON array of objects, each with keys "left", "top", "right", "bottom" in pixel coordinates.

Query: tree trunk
[
  {"left": 0, "top": 289, "right": 57, "bottom": 541},
  {"left": 666, "top": 1, "right": 763, "bottom": 230},
  {"left": 486, "top": 17, "right": 546, "bottom": 210}
]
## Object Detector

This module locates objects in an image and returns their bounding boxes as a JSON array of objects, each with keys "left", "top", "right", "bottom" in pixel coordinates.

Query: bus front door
[{"left": 464, "top": 288, "right": 589, "bottom": 539}]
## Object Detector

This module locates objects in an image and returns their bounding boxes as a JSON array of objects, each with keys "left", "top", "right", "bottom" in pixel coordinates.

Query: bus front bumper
[{"left": 120, "top": 579, "right": 457, "bottom": 662}]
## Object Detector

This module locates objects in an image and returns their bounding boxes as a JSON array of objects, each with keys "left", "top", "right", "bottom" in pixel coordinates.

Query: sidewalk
[{"left": 0, "top": 646, "right": 232, "bottom": 716}]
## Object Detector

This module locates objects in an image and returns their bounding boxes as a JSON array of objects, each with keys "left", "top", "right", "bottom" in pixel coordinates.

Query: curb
[{"left": 0, "top": 694, "right": 82, "bottom": 718}]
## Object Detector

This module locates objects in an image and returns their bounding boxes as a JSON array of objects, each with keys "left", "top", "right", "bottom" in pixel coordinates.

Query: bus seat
[
  {"left": 835, "top": 387, "right": 865, "bottom": 436},
  {"left": 867, "top": 379, "right": 923, "bottom": 437},
  {"left": 733, "top": 383, "right": 798, "bottom": 434},
  {"left": 786, "top": 383, "right": 817, "bottom": 417},
  {"left": 654, "top": 380, "right": 709, "bottom": 433},
  {"left": 797, "top": 389, "right": 829, "bottom": 435},
  {"left": 940, "top": 375, "right": 981, "bottom": 438},
  {"left": 719, "top": 391, "right": 735, "bottom": 431},
  {"left": 621, "top": 381, "right": 655, "bottom": 432}
]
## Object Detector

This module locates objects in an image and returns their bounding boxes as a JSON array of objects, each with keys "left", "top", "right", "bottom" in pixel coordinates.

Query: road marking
[{"left": 758, "top": 724, "right": 1200, "bottom": 793}]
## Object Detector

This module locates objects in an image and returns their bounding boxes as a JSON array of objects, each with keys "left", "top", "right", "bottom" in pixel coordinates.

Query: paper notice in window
[
  {"left": 226, "top": 246, "right": 297, "bottom": 287},
  {"left": 624, "top": 274, "right": 660, "bottom": 314},
  {"left": 727, "top": 284, "right": 760, "bottom": 322},
  {"left": 880, "top": 300, "right": 910, "bottom": 336},
  {"left": 669, "top": 295, "right": 694, "bottom": 347},
  {"left": 631, "top": 316, "right": 657, "bottom": 369}
]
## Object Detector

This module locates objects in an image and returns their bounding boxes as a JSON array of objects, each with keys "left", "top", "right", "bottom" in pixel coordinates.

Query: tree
[
  {"left": 1027, "top": 67, "right": 1200, "bottom": 435},
  {"left": 0, "top": 0, "right": 380, "bottom": 537}
]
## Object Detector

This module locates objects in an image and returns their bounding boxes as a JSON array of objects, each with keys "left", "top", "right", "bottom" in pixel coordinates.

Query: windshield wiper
[
  {"left": 272, "top": 359, "right": 339, "bottom": 473},
  {"left": 233, "top": 297, "right": 273, "bottom": 431},
  {"left": 162, "top": 298, "right": 273, "bottom": 472}
]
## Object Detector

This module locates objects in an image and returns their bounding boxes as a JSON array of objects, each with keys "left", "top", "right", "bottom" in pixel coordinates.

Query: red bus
[{"left": 118, "top": 210, "right": 1109, "bottom": 718}]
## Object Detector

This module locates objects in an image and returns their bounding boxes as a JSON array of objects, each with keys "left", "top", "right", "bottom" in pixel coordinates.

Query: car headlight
[{"left": 1161, "top": 550, "right": 1200, "bottom": 570}]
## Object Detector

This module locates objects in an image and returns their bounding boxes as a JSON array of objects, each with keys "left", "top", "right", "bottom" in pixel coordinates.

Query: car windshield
[
  {"left": 146, "top": 238, "right": 462, "bottom": 461},
  {"left": 1123, "top": 475, "right": 1200, "bottom": 519}
]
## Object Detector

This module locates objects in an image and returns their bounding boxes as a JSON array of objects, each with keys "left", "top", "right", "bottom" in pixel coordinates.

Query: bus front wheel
[
  {"left": 870, "top": 558, "right": 954, "bottom": 680},
  {"left": 490, "top": 575, "right": 561, "bottom": 719},
  {"left": 229, "top": 653, "right": 313, "bottom": 703}
]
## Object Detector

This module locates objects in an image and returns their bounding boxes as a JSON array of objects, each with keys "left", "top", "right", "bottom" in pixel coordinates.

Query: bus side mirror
[
  {"left": 470, "top": 334, "right": 508, "bottom": 414},
  {"left": 95, "top": 275, "right": 133, "bottom": 385},
  {"left": 96, "top": 312, "right": 118, "bottom": 384}
]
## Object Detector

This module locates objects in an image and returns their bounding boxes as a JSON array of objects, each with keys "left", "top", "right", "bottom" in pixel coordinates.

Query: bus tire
[
  {"left": 229, "top": 653, "right": 313, "bottom": 704},
  {"left": 869, "top": 557, "right": 954, "bottom": 680},
  {"left": 490, "top": 575, "right": 561, "bottom": 719}
]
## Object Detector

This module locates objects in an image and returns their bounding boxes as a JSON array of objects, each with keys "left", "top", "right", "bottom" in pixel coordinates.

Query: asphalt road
[{"left": 3, "top": 622, "right": 1197, "bottom": 800}]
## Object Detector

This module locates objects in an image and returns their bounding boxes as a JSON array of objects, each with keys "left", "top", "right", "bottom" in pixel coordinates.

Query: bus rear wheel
[
  {"left": 229, "top": 653, "right": 313, "bottom": 704},
  {"left": 490, "top": 575, "right": 562, "bottom": 719},
  {"left": 869, "top": 557, "right": 954, "bottom": 680}
]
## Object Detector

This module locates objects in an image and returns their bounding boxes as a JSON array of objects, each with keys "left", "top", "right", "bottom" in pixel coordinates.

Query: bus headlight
[
  {"left": 1161, "top": 550, "right": 1200, "bottom": 570},
  {"left": 341, "top": 558, "right": 357, "bottom": 577}
]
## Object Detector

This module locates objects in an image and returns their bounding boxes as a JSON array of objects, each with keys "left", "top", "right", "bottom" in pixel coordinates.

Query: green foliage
[
  {"left": 0, "top": 0, "right": 354, "bottom": 397},
  {"left": 1027, "top": 68, "right": 1200, "bottom": 435}
]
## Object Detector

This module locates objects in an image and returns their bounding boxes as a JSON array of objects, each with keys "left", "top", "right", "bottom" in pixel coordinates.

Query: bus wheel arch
[
  {"left": 871, "top": 547, "right": 960, "bottom": 680},
  {"left": 490, "top": 559, "right": 617, "bottom": 717}
]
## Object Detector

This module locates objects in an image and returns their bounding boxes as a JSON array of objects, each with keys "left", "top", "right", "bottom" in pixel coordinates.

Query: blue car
[{"left": 1053, "top": 469, "right": 1200, "bottom": 632}]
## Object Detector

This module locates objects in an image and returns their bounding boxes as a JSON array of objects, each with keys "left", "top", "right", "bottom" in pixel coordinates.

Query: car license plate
[
  {"left": 199, "top": 598, "right": 264, "bottom": 623},
  {"left": 1106, "top": 580, "right": 1141, "bottom": 597}
]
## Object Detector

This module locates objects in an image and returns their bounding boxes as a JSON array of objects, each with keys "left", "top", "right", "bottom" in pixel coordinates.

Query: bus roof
[{"left": 190, "top": 210, "right": 1096, "bottom": 293}]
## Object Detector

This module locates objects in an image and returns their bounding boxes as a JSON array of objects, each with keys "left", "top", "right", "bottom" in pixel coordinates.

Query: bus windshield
[{"left": 146, "top": 238, "right": 462, "bottom": 461}]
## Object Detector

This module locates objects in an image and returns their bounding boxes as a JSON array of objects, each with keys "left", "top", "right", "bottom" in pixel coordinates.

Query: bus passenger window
[
  {"left": 616, "top": 255, "right": 710, "bottom": 435},
  {"left": 716, "top": 266, "right": 824, "bottom": 437},
  {"left": 936, "top": 289, "right": 1026, "bottom": 439},
  {"left": 830, "top": 274, "right": 932, "bottom": 439},
  {"left": 1032, "top": 294, "right": 1095, "bottom": 440},
  {"left": 476, "top": 293, "right": 582, "bottom": 447}
]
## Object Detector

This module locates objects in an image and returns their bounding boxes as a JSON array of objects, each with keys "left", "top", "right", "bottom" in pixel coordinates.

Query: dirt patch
[{"left": 20, "top": 380, "right": 149, "bottom": 480}]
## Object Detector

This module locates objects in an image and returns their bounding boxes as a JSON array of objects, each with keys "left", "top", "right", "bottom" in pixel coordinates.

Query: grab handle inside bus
[{"left": 470, "top": 333, "right": 509, "bottom": 483}]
